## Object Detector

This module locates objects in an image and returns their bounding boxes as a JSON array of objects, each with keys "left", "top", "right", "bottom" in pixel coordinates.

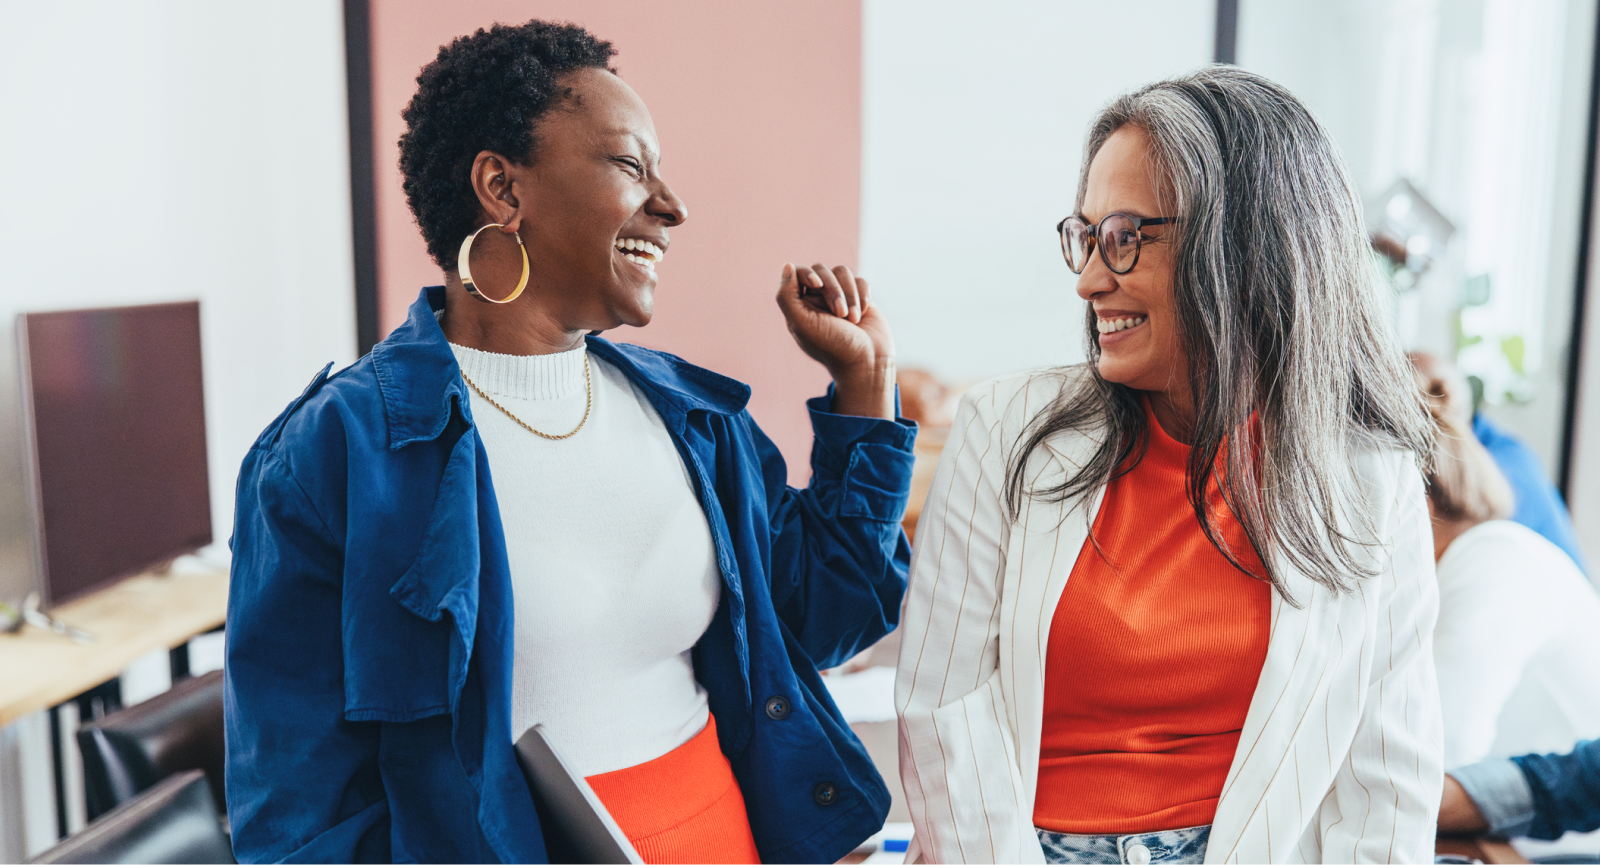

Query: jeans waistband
[{"left": 1036, "top": 823, "right": 1212, "bottom": 864}]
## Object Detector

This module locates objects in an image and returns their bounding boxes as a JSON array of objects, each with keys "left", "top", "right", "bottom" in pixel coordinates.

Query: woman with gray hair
[{"left": 895, "top": 67, "right": 1440, "bottom": 864}]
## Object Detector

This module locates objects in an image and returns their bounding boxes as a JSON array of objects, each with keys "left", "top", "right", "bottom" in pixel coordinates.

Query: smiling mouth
[
  {"left": 615, "top": 237, "right": 664, "bottom": 269},
  {"left": 1096, "top": 315, "right": 1147, "bottom": 334}
]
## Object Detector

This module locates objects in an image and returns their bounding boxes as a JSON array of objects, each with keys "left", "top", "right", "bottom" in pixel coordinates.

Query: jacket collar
[
  {"left": 583, "top": 337, "right": 750, "bottom": 430},
  {"left": 371, "top": 286, "right": 751, "bottom": 449},
  {"left": 371, "top": 287, "right": 470, "bottom": 449}
]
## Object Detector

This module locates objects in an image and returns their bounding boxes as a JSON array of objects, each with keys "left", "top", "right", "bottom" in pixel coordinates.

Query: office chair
[
  {"left": 27, "top": 770, "right": 234, "bottom": 864},
  {"left": 76, "top": 669, "right": 225, "bottom": 819}
]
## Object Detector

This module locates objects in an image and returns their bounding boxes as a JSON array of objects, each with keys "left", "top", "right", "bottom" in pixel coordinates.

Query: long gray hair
[{"left": 1005, "top": 66, "right": 1433, "bottom": 603}]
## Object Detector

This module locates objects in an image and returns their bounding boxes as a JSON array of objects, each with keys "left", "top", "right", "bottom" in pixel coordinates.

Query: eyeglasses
[{"left": 1056, "top": 212, "right": 1179, "bottom": 275}]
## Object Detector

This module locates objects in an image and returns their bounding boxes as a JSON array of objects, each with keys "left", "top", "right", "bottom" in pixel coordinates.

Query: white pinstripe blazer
[{"left": 895, "top": 369, "right": 1443, "bottom": 864}]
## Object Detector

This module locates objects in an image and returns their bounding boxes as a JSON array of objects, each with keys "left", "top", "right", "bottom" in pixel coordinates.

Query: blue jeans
[{"left": 1036, "top": 825, "right": 1211, "bottom": 864}]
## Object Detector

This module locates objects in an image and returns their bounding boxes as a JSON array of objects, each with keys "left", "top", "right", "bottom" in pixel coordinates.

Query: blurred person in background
[
  {"left": 1408, "top": 353, "right": 1587, "bottom": 574},
  {"left": 1472, "top": 405, "right": 1588, "bottom": 574},
  {"left": 1413, "top": 353, "right": 1600, "bottom": 773},
  {"left": 896, "top": 67, "right": 1440, "bottom": 864},
  {"left": 224, "top": 20, "right": 914, "bottom": 864}
]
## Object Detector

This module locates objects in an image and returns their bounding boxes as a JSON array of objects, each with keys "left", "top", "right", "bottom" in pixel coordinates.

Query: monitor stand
[{"left": 23, "top": 593, "right": 94, "bottom": 644}]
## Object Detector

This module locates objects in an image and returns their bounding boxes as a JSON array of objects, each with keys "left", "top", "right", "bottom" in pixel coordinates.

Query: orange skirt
[{"left": 585, "top": 714, "right": 761, "bottom": 864}]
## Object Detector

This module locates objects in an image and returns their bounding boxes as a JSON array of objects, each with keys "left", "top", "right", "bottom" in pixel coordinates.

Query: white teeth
[
  {"left": 1096, "top": 315, "right": 1147, "bottom": 334},
  {"left": 615, "top": 238, "right": 664, "bottom": 263}
]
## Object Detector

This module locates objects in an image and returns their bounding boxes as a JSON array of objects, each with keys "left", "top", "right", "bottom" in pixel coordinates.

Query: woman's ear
[{"left": 469, "top": 150, "right": 524, "bottom": 232}]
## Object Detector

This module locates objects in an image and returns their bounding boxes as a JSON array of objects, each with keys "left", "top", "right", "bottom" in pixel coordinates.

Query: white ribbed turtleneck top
[{"left": 449, "top": 340, "right": 720, "bottom": 776}]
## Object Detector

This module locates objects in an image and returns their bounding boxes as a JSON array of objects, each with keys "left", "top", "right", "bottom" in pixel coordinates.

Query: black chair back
[
  {"left": 27, "top": 770, "right": 234, "bottom": 864},
  {"left": 76, "top": 669, "right": 226, "bottom": 819}
]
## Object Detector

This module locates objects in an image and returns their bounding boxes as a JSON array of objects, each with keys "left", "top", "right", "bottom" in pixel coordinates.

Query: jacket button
[
  {"left": 813, "top": 782, "right": 839, "bottom": 806},
  {"left": 764, "top": 695, "right": 791, "bottom": 720}
]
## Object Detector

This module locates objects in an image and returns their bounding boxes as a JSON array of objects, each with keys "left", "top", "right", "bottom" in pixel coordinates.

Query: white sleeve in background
[
  {"left": 896, "top": 379, "right": 1037, "bottom": 865},
  {"left": 1433, "top": 521, "right": 1594, "bottom": 768}
]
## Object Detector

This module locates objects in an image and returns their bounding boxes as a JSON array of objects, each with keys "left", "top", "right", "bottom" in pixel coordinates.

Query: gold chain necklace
[{"left": 459, "top": 358, "right": 593, "bottom": 441}]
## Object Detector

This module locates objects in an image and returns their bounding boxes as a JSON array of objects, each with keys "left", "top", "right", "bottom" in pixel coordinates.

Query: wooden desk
[
  {"left": 0, "top": 567, "right": 228, "bottom": 727},
  {"left": 1436, "top": 835, "right": 1531, "bottom": 863}
]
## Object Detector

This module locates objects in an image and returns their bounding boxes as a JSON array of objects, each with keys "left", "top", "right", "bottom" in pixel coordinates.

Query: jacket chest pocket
[{"left": 346, "top": 430, "right": 484, "bottom": 723}]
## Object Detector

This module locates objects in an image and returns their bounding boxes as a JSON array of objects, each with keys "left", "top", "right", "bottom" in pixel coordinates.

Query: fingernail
[{"left": 783, "top": 263, "right": 793, "bottom": 280}]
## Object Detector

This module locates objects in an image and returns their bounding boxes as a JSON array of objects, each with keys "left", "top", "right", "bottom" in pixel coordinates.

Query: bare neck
[
  {"left": 440, "top": 274, "right": 586, "bottom": 356},
  {"left": 1431, "top": 516, "right": 1480, "bottom": 562},
  {"left": 1147, "top": 388, "right": 1197, "bottom": 446}
]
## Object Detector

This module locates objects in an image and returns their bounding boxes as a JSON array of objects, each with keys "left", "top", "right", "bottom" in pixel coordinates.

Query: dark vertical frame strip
[
  {"left": 50, "top": 705, "right": 66, "bottom": 839},
  {"left": 345, "top": 0, "right": 380, "bottom": 356},
  {"left": 1215, "top": 0, "right": 1239, "bottom": 65},
  {"left": 1559, "top": 1, "right": 1600, "bottom": 497}
]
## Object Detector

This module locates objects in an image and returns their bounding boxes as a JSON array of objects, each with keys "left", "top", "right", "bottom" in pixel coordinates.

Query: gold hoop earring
[{"left": 458, "top": 224, "right": 530, "bottom": 304}]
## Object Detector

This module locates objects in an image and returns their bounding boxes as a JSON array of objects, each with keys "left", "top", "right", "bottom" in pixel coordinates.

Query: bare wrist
[
  {"left": 829, "top": 358, "right": 896, "bottom": 420},
  {"left": 1439, "top": 774, "right": 1490, "bottom": 834}
]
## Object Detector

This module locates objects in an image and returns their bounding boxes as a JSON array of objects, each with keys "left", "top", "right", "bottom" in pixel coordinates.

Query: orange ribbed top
[
  {"left": 586, "top": 714, "right": 760, "bottom": 864},
  {"left": 1032, "top": 400, "right": 1272, "bottom": 835}
]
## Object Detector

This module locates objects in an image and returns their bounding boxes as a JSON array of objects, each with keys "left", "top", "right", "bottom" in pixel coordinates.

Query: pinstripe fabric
[{"left": 895, "top": 369, "right": 1443, "bottom": 864}]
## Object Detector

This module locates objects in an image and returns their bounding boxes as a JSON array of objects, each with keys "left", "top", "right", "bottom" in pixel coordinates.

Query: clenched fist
[{"left": 775, "top": 263, "right": 896, "bottom": 420}]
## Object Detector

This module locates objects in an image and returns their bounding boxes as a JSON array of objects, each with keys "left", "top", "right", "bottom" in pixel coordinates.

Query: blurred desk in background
[
  {"left": 0, "top": 567, "right": 227, "bottom": 727},
  {"left": 903, "top": 426, "right": 945, "bottom": 544},
  {"left": 896, "top": 368, "right": 963, "bottom": 544},
  {"left": 0, "top": 566, "right": 227, "bottom": 841},
  {"left": 1436, "top": 835, "right": 1530, "bottom": 863}
]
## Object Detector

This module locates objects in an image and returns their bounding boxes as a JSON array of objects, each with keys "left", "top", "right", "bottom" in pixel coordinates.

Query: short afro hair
[{"left": 398, "top": 20, "right": 616, "bottom": 269}]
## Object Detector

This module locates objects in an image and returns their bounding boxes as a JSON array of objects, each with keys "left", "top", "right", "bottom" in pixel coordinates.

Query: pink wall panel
[{"left": 369, "top": 1, "right": 861, "bottom": 480}]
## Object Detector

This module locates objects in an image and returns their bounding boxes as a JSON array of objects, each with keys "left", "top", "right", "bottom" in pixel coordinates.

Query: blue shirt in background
[
  {"left": 1452, "top": 740, "right": 1600, "bottom": 840},
  {"left": 1515, "top": 739, "right": 1600, "bottom": 840},
  {"left": 1473, "top": 414, "right": 1588, "bottom": 574}
]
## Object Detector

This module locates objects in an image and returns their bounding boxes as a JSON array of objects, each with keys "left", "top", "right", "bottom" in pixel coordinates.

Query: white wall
[
  {"left": 860, "top": 0, "right": 1215, "bottom": 384},
  {"left": 1237, "top": 0, "right": 1597, "bottom": 477},
  {"left": 861, "top": 0, "right": 1594, "bottom": 475},
  {"left": 0, "top": 1, "right": 355, "bottom": 857}
]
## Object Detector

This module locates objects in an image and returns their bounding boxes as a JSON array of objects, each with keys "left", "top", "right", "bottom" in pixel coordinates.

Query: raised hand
[{"left": 775, "top": 263, "right": 896, "bottom": 420}]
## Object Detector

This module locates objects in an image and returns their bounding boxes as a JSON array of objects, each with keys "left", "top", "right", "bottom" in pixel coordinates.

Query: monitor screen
[{"left": 19, "top": 301, "right": 212, "bottom": 606}]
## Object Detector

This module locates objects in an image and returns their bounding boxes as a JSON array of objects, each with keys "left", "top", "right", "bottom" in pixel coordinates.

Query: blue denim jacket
[
  {"left": 1514, "top": 739, "right": 1600, "bottom": 840},
  {"left": 1453, "top": 740, "right": 1600, "bottom": 840},
  {"left": 225, "top": 287, "right": 916, "bottom": 863}
]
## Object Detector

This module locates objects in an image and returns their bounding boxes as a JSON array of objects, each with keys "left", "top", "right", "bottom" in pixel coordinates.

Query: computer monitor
[{"left": 17, "top": 301, "right": 212, "bottom": 607}]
